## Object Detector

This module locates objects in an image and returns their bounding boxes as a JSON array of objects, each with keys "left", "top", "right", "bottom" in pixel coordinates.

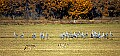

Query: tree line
[{"left": 0, "top": 0, "right": 120, "bottom": 20}]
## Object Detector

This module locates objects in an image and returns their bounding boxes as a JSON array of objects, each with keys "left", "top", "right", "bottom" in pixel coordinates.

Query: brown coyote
[
  {"left": 24, "top": 44, "right": 36, "bottom": 50},
  {"left": 58, "top": 43, "right": 69, "bottom": 48}
]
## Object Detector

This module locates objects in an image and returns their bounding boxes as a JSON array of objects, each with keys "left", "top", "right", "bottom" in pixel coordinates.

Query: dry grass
[
  {"left": 0, "top": 24, "right": 120, "bottom": 56},
  {"left": 0, "top": 38, "right": 120, "bottom": 56}
]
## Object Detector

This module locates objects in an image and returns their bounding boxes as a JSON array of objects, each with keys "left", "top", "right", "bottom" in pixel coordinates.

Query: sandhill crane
[
  {"left": 85, "top": 32, "right": 88, "bottom": 37},
  {"left": 91, "top": 30, "right": 102, "bottom": 38},
  {"left": 91, "top": 30, "right": 95, "bottom": 38},
  {"left": 69, "top": 32, "right": 73, "bottom": 38},
  {"left": 98, "top": 31, "right": 101, "bottom": 35},
  {"left": 32, "top": 32, "right": 36, "bottom": 40},
  {"left": 20, "top": 32, "right": 24, "bottom": 38},
  {"left": 97, "top": 31, "right": 101, "bottom": 38},
  {"left": 93, "top": 30, "right": 97, "bottom": 35},
  {"left": 73, "top": 32, "right": 78, "bottom": 38},
  {"left": 14, "top": 32, "right": 18, "bottom": 38},
  {"left": 60, "top": 31, "right": 72, "bottom": 40},
  {"left": 110, "top": 31, "right": 113, "bottom": 38},
  {"left": 80, "top": 32, "right": 88, "bottom": 38},
  {"left": 60, "top": 33, "right": 65, "bottom": 40},
  {"left": 77, "top": 31, "right": 81, "bottom": 37},
  {"left": 91, "top": 33, "right": 93, "bottom": 38},
  {"left": 65, "top": 31, "right": 69, "bottom": 38},
  {"left": 105, "top": 32, "right": 109, "bottom": 39},
  {"left": 45, "top": 33, "right": 49, "bottom": 40},
  {"left": 81, "top": 32, "right": 84, "bottom": 38},
  {"left": 75, "top": 32, "right": 81, "bottom": 38},
  {"left": 78, "top": 31, "right": 81, "bottom": 35},
  {"left": 40, "top": 32, "right": 44, "bottom": 40},
  {"left": 99, "top": 32, "right": 105, "bottom": 38}
]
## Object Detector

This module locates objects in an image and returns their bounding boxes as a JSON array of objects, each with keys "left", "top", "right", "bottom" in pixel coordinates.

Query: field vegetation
[
  {"left": 0, "top": 24, "right": 120, "bottom": 56},
  {"left": 0, "top": 24, "right": 120, "bottom": 37}
]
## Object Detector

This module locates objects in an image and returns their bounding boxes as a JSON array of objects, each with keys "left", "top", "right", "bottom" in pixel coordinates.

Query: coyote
[
  {"left": 24, "top": 44, "right": 36, "bottom": 50},
  {"left": 58, "top": 43, "right": 69, "bottom": 48}
]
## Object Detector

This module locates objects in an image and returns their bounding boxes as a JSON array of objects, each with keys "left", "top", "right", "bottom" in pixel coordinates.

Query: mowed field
[{"left": 0, "top": 24, "right": 120, "bottom": 56}]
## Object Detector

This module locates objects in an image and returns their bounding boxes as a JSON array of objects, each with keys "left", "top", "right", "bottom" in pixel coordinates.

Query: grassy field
[
  {"left": 0, "top": 24, "right": 120, "bottom": 56},
  {"left": 0, "top": 38, "right": 120, "bottom": 56},
  {"left": 0, "top": 24, "right": 120, "bottom": 37}
]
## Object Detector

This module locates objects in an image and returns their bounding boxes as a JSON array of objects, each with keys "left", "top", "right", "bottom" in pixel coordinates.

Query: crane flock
[{"left": 13, "top": 30, "right": 113, "bottom": 40}]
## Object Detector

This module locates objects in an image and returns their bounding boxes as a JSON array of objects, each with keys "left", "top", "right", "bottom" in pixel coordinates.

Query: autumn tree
[{"left": 1, "top": 0, "right": 119, "bottom": 20}]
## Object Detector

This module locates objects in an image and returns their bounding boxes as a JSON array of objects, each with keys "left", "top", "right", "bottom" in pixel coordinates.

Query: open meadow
[{"left": 0, "top": 24, "right": 120, "bottom": 56}]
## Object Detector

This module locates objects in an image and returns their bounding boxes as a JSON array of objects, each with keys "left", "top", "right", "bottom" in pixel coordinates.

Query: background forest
[{"left": 0, "top": 0, "right": 120, "bottom": 20}]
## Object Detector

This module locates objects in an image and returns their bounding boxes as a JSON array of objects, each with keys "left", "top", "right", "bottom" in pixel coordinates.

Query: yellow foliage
[
  {"left": 0, "top": 0, "right": 93, "bottom": 18},
  {"left": 68, "top": 0, "right": 92, "bottom": 16}
]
